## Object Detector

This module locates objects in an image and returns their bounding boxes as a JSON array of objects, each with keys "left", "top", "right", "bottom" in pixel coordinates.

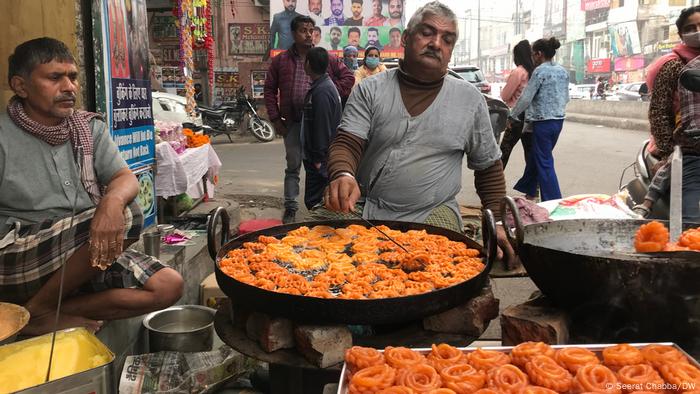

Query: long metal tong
[{"left": 349, "top": 210, "right": 410, "bottom": 253}]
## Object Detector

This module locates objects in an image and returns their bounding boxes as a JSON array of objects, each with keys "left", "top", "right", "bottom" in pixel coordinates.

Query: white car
[{"left": 151, "top": 91, "right": 202, "bottom": 126}]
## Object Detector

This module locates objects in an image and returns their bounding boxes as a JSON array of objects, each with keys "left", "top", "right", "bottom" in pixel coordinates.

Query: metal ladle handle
[{"left": 500, "top": 196, "right": 524, "bottom": 253}]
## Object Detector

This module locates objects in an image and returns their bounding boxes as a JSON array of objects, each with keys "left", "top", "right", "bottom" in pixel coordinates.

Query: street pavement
[
  {"left": 208, "top": 120, "right": 648, "bottom": 342},
  {"left": 212, "top": 120, "right": 648, "bottom": 210}
]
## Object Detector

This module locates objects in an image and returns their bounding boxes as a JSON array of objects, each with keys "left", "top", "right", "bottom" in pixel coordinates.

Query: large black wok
[
  {"left": 501, "top": 196, "right": 700, "bottom": 345},
  {"left": 206, "top": 209, "right": 497, "bottom": 325}
]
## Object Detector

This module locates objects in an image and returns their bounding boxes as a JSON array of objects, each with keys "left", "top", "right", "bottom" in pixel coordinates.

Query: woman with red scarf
[{"left": 646, "top": 6, "right": 700, "bottom": 159}]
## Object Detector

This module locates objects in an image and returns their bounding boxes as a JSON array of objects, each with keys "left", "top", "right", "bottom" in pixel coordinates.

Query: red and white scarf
[{"left": 7, "top": 96, "right": 103, "bottom": 204}]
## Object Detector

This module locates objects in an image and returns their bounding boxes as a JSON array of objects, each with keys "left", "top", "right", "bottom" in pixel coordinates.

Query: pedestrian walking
[
  {"left": 510, "top": 37, "right": 570, "bottom": 202},
  {"left": 264, "top": 15, "right": 355, "bottom": 223},
  {"left": 499, "top": 40, "right": 534, "bottom": 169},
  {"left": 301, "top": 47, "right": 343, "bottom": 209}
]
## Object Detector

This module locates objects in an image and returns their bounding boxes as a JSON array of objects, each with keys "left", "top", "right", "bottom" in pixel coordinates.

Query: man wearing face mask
[
  {"left": 354, "top": 46, "right": 386, "bottom": 86},
  {"left": 265, "top": 16, "right": 355, "bottom": 223}
]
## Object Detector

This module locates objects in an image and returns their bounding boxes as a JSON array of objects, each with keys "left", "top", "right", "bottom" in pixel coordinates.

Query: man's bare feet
[{"left": 21, "top": 312, "right": 103, "bottom": 336}]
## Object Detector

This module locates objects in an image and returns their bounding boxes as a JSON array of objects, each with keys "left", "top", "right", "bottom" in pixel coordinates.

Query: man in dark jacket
[
  {"left": 301, "top": 47, "right": 343, "bottom": 210},
  {"left": 264, "top": 15, "right": 354, "bottom": 223}
]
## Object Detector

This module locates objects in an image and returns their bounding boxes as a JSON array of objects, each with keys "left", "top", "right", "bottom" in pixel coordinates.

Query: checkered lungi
[
  {"left": 310, "top": 203, "right": 462, "bottom": 233},
  {"left": 0, "top": 201, "right": 166, "bottom": 305}
]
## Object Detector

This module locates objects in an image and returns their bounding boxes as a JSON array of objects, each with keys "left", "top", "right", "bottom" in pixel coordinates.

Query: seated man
[{"left": 0, "top": 37, "right": 183, "bottom": 335}]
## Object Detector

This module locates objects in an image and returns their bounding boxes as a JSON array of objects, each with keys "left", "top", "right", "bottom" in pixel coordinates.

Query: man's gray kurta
[
  {"left": 339, "top": 69, "right": 501, "bottom": 224},
  {"left": 0, "top": 114, "right": 126, "bottom": 236}
]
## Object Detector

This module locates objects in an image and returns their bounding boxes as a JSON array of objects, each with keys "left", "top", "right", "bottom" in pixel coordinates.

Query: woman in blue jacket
[{"left": 509, "top": 37, "right": 570, "bottom": 201}]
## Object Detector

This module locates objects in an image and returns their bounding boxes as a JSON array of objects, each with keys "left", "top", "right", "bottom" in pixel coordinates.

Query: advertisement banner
[
  {"left": 269, "top": 0, "right": 406, "bottom": 58},
  {"left": 581, "top": 0, "right": 610, "bottom": 11},
  {"left": 96, "top": 0, "right": 156, "bottom": 227},
  {"left": 229, "top": 23, "right": 271, "bottom": 55},
  {"left": 609, "top": 21, "right": 641, "bottom": 57},
  {"left": 214, "top": 72, "right": 240, "bottom": 102},
  {"left": 587, "top": 58, "right": 611, "bottom": 73},
  {"left": 614, "top": 55, "right": 645, "bottom": 71},
  {"left": 251, "top": 71, "right": 267, "bottom": 99}
]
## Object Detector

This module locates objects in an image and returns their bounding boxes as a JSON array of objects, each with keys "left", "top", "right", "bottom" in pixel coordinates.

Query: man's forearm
[
  {"left": 474, "top": 161, "right": 507, "bottom": 220},
  {"left": 328, "top": 130, "right": 365, "bottom": 179},
  {"left": 101, "top": 168, "right": 138, "bottom": 207}
]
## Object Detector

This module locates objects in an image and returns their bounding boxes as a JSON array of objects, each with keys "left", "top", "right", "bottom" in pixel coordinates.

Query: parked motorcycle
[{"left": 198, "top": 86, "right": 275, "bottom": 143}]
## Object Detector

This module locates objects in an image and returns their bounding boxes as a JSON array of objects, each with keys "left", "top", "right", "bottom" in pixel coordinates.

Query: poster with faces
[{"left": 269, "top": 0, "right": 406, "bottom": 58}]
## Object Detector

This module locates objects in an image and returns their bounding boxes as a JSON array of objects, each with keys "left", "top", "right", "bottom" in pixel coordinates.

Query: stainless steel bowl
[{"left": 143, "top": 305, "right": 216, "bottom": 353}]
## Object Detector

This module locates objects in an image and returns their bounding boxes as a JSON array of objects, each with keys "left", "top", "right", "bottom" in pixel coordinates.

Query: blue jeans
[
  {"left": 683, "top": 155, "right": 700, "bottom": 223},
  {"left": 283, "top": 122, "right": 302, "bottom": 211},
  {"left": 514, "top": 119, "right": 563, "bottom": 202}
]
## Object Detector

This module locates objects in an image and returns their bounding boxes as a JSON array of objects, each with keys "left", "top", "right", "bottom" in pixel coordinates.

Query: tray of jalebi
[
  {"left": 337, "top": 342, "right": 700, "bottom": 394},
  {"left": 213, "top": 217, "right": 497, "bottom": 325}
]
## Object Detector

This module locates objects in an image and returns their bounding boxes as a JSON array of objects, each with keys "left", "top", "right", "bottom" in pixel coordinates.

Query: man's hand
[
  {"left": 325, "top": 175, "right": 361, "bottom": 212},
  {"left": 495, "top": 226, "right": 521, "bottom": 270},
  {"left": 89, "top": 195, "right": 126, "bottom": 269},
  {"left": 273, "top": 119, "right": 288, "bottom": 137}
]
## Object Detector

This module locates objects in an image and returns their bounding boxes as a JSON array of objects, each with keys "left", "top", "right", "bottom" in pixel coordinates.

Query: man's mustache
[
  {"left": 421, "top": 50, "right": 441, "bottom": 60},
  {"left": 55, "top": 93, "right": 76, "bottom": 102}
]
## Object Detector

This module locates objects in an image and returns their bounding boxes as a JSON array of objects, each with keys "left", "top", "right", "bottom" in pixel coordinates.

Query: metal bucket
[{"left": 143, "top": 305, "right": 216, "bottom": 353}]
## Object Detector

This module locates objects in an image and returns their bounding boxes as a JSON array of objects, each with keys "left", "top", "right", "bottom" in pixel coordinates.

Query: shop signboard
[
  {"left": 251, "top": 71, "right": 266, "bottom": 99},
  {"left": 609, "top": 21, "right": 642, "bottom": 57},
  {"left": 150, "top": 13, "right": 179, "bottom": 42},
  {"left": 229, "top": 23, "right": 270, "bottom": 55},
  {"left": 268, "top": 0, "right": 406, "bottom": 59},
  {"left": 94, "top": 0, "right": 156, "bottom": 227},
  {"left": 581, "top": 0, "right": 610, "bottom": 11},
  {"left": 214, "top": 72, "right": 240, "bottom": 103},
  {"left": 614, "top": 55, "right": 645, "bottom": 72},
  {"left": 587, "top": 58, "right": 611, "bottom": 73}
]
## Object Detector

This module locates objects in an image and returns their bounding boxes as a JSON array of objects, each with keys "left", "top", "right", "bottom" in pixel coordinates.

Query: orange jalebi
[
  {"left": 634, "top": 221, "right": 669, "bottom": 252},
  {"left": 427, "top": 344, "right": 467, "bottom": 372},
  {"left": 439, "top": 363, "right": 486, "bottom": 393},
  {"left": 519, "top": 386, "right": 559, "bottom": 394},
  {"left": 349, "top": 364, "right": 397, "bottom": 394},
  {"left": 658, "top": 362, "right": 700, "bottom": 389},
  {"left": 384, "top": 347, "right": 426, "bottom": 369},
  {"left": 426, "top": 389, "right": 457, "bottom": 394},
  {"left": 525, "top": 355, "right": 573, "bottom": 393},
  {"left": 487, "top": 364, "right": 530, "bottom": 394},
  {"left": 377, "top": 387, "right": 416, "bottom": 394},
  {"left": 640, "top": 344, "right": 687, "bottom": 369},
  {"left": 555, "top": 347, "right": 600, "bottom": 374},
  {"left": 571, "top": 364, "right": 621, "bottom": 394},
  {"left": 511, "top": 342, "right": 556, "bottom": 368},
  {"left": 678, "top": 227, "right": 700, "bottom": 250},
  {"left": 467, "top": 348, "right": 512, "bottom": 371},
  {"left": 617, "top": 364, "right": 664, "bottom": 393},
  {"left": 395, "top": 364, "right": 443, "bottom": 393},
  {"left": 345, "top": 346, "right": 386, "bottom": 374},
  {"left": 602, "top": 344, "right": 645, "bottom": 371},
  {"left": 472, "top": 389, "right": 500, "bottom": 394}
]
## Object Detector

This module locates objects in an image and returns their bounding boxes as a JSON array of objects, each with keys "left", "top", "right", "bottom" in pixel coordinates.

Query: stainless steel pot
[{"left": 143, "top": 305, "right": 216, "bottom": 353}]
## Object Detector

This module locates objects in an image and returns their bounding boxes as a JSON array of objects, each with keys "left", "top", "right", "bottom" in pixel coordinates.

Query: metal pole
[{"left": 477, "top": 0, "right": 481, "bottom": 70}]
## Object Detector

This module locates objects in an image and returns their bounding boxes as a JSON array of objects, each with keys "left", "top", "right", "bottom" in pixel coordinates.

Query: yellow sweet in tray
[{"left": 0, "top": 328, "right": 112, "bottom": 393}]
